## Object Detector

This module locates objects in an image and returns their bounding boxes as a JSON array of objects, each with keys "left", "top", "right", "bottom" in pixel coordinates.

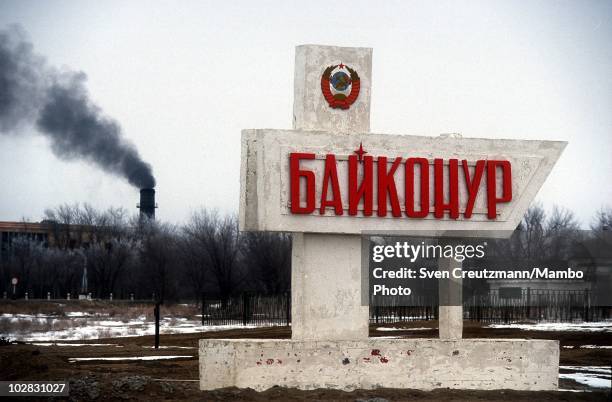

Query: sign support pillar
[
  {"left": 438, "top": 257, "right": 463, "bottom": 340},
  {"left": 290, "top": 45, "right": 372, "bottom": 341}
]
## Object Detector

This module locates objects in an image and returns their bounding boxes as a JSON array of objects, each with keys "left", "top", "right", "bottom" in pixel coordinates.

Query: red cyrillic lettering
[
  {"left": 348, "top": 155, "right": 373, "bottom": 216},
  {"left": 462, "top": 160, "right": 485, "bottom": 218},
  {"left": 434, "top": 158, "right": 459, "bottom": 219},
  {"left": 377, "top": 157, "right": 403, "bottom": 217},
  {"left": 405, "top": 158, "right": 429, "bottom": 218},
  {"left": 320, "top": 154, "right": 343, "bottom": 215},
  {"left": 486, "top": 160, "right": 512, "bottom": 219},
  {"left": 290, "top": 152, "right": 315, "bottom": 214}
]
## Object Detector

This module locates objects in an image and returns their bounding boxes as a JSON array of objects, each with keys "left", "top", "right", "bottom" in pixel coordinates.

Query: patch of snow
[
  {"left": 95, "top": 319, "right": 145, "bottom": 327},
  {"left": 142, "top": 346, "right": 197, "bottom": 349},
  {"left": 563, "top": 345, "right": 612, "bottom": 349},
  {"left": 372, "top": 316, "right": 430, "bottom": 321},
  {"left": 376, "top": 327, "right": 434, "bottom": 331},
  {"left": 30, "top": 342, "right": 121, "bottom": 347},
  {"left": 65, "top": 312, "right": 89, "bottom": 317},
  {"left": 64, "top": 311, "right": 109, "bottom": 317},
  {"left": 560, "top": 366, "right": 611, "bottom": 375},
  {"left": 68, "top": 355, "right": 193, "bottom": 362},
  {"left": 488, "top": 321, "right": 612, "bottom": 332},
  {"left": 4, "top": 318, "right": 259, "bottom": 342},
  {"left": 559, "top": 373, "right": 610, "bottom": 389},
  {"left": 2, "top": 313, "right": 56, "bottom": 319},
  {"left": 559, "top": 365, "right": 611, "bottom": 390}
]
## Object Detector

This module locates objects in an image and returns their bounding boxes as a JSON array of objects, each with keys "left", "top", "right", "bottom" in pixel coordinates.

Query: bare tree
[
  {"left": 86, "top": 239, "right": 135, "bottom": 298},
  {"left": 43, "top": 247, "right": 81, "bottom": 298},
  {"left": 177, "top": 233, "right": 208, "bottom": 301},
  {"left": 242, "top": 232, "right": 291, "bottom": 293},
  {"left": 137, "top": 221, "right": 179, "bottom": 303},
  {"left": 492, "top": 204, "right": 580, "bottom": 261},
  {"left": 544, "top": 205, "right": 581, "bottom": 260},
  {"left": 592, "top": 206, "right": 612, "bottom": 232},
  {"left": 8, "top": 237, "right": 43, "bottom": 297},
  {"left": 518, "top": 203, "right": 547, "bottom": 259},
  {"left": 43, "top": 203, "right": 81, "bottom": 249},
  {"left": 183, "top": 210, "right": 244, "bottom": 300}
]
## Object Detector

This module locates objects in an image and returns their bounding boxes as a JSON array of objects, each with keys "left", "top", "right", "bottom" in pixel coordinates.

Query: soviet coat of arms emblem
[{"left": 320, "top": 63, "right": 360, "bottom": 110}]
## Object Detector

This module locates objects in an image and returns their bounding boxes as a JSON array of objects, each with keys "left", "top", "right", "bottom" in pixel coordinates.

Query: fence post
[
  {"left": 526, "top": 287, "right": 531, "bottom": 320},
  {"left": 584, "top": 288, "right": 590, "bottom": 322},
  {"left": 201, "top": 293, "right": 206, "bottom": 325},
  {"left": 242, "top": 292, "right": 249, "bottom": 326},
  {"left": 154, "top": 302, "right": 160, "bottom": 349},
  {"left": 285, "top": 292, "right": 291, "bottom": 326},
  {"left": 375, "top": 304, "right": 379, "bottom": 325}
]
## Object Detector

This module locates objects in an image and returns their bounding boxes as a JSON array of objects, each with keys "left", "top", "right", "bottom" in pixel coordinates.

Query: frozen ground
[
  {"left": 3, "top": 311, "right": 611, "bottom": 393},
  {"left": 1, "top": 312, "right": 258, "bottom": 341}
]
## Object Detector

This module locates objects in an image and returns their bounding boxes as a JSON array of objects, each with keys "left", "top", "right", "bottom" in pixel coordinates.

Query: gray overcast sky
[{"left": 0, "top": 0, "right": 610, "bottom": 226}]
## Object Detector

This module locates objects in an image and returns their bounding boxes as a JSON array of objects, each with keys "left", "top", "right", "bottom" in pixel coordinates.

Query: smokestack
[{"left": 138, "top": 188, "right": 157, "bottom": 220}]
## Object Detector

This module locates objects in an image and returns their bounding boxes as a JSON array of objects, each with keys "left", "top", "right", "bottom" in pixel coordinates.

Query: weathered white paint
[
  {"left": 291, "top": 233, "right": 368, "bottom": 340},
  {"left": 199, "top": 338, "right": 560, "bottom": 391}
]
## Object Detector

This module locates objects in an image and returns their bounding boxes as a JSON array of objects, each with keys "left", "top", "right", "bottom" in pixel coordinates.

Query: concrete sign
[
  {"left": 240, "top": 129, "right": 565, "bottom": 234},
  {"left": 201, "top": 44, "right": 564, "bottom": 392}
]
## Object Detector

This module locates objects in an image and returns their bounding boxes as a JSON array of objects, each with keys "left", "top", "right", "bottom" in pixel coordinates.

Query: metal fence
[
  {"left": 464, "top": 288, "right": 611, "bottom": 323},
  {"left": 201, "top": 289, "right": 610, "bottom": 326},
  {"left": 201, "top": 292, "right": 291, "bottom": 326},
  {"left": 370, "top": 293, "right": 439, "bottom": 324}
]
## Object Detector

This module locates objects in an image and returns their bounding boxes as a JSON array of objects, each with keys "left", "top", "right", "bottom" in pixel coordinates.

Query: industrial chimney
[{"left": 138, "top": 188, "right": 157, "bottom": 219}]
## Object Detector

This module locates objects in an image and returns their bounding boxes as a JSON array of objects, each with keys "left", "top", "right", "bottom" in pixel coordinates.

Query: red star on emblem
[
  {"left": 338, "top": 62, "right": 345, "bottom": 69},
  {"left": 354, "top": 142, "right": 367, "bottom": 162}
]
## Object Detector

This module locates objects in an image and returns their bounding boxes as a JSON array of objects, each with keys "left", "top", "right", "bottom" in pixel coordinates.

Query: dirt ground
[{"left": 1, "top": 322, "right": 610, "bottom": 401}]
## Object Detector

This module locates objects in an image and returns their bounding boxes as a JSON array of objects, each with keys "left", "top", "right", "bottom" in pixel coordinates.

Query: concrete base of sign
[{"left": 199, "top": 338, "right": 559, "bottom": 391}]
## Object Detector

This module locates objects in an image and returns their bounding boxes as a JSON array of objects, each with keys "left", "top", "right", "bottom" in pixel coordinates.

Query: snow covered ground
[
  {"left": 68, "top": 356, "right": 193, "bottom": 363},
  {"left": 1, "top": 312, "right": 258, "bottom": 341},
  {"left": 31, "top": 342, "right": 122, "bottom": 347},
  {"left": 560, "top": 366, "right": 611, "bottom": 389},
  {"left": 487, "top": 321, "right": 612, "bottom": 332},
  {"left": 376, "top": 327, "right": 435, "bottom": 331},
  {"left": 3, "top": 312, "right": 611, "bottom": 392}
]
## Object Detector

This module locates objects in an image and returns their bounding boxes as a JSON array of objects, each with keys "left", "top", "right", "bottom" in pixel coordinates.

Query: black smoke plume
[{"left": 0, "top": 25, "right": 155, "bottom": 189}]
